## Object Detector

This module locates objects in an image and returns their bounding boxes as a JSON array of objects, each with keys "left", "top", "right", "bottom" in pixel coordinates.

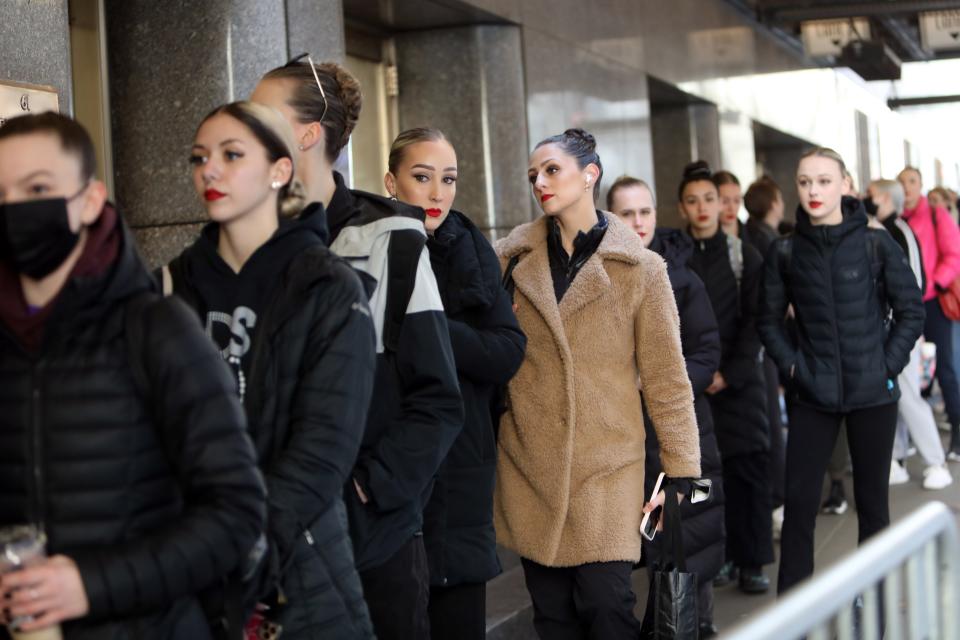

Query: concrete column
[
  {"left": 395, "top": 25, "right": 529, "bottom": 237},
  {"left": 104, "top": 0, "right": 293, "bottom": 266},
  {"left": 0, "top": 1, "right": 72, "bottom": 114},
  {"left": 650, "top": 105, "right": 693, "bottom": 229},
  {"left": 650, "top": 102, "right": 724, "bottom": 229}
]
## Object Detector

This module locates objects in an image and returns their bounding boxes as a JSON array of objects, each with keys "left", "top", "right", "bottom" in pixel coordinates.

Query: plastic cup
[{"left": 0, "top": 526, "right": 63, "bottom": 640}]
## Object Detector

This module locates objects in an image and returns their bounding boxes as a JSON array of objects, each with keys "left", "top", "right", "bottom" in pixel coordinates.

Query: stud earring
[
  {"left": 298, "top": 144, "right": 305, "bottom": 151},
  {"left": 271, "top": 180, "right": 282, "bottom": 190}
]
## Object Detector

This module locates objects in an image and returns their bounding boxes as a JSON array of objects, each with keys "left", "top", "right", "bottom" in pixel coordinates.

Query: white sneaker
[
  {"left": 772, "top": 506, "right": 784, "bottom": 541},
  {"left": 922, "top": 465, "right": 953, "bottom": 490},
  {"left": 889, "top": 460, "right": 910, "bottom": 485}
]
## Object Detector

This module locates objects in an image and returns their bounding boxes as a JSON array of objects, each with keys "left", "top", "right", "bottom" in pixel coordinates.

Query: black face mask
[
  {"left": 0, "top": 186, "right": 86, "bottom": 279},
  {"left": 862, "top": 196, "right": 878, "bottom": 217}
]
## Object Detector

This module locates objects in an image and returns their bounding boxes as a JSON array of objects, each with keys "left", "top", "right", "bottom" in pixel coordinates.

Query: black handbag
[{"left": 641, "top": 484, "right": 699, "bottom": 640}]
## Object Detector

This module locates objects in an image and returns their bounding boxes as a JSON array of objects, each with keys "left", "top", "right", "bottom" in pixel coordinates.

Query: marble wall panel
[
  {"left": 285, "top": 0, "right": 346, "bottom": 61},
  {"left": 522, "top": 27, "right": 654, "bottom": 218},
  {"left": 105, "top": 0, "right": 287, "bottom": 229},
  {"left": 396, "top": 25, "right": 530, "bottom": 234},
  {"left": 131, "top": 222, "right": 205, "bottom": 269},
  {"left": 0, "top": 0, "right": 73, "bottom": 114}
]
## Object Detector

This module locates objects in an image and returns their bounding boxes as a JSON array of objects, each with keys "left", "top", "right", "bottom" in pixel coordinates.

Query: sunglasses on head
[{"left": 285, "top": 53, "right": 329, "bottom": 123}]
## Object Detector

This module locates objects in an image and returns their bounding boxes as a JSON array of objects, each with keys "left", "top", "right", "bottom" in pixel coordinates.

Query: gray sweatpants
[{"left": 893, "top": 339, "right": 946, "bottom": 467}]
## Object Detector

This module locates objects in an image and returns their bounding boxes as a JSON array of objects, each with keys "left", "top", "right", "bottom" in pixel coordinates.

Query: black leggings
[{"left": 777, "top": 402, "right": 898, "bottom": 594}]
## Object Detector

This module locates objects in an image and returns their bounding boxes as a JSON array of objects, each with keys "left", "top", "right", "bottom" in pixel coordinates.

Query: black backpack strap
[
  {"left": 502, "top": 254, "right": 520, "bottom": 302},
  {"left": 383, "top": 228, "right": 427, "bottom": 352}
]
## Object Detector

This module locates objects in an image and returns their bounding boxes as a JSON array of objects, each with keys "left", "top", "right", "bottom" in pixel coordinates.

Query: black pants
[
  {"left": 764, "top": 354, "right": 786, "bottom": 507},
  {"left": 521, "top": 558, "right": 640, "bottom": 640},
  {"left": 925, "top": 299, "right": 960, "bottom": 427},
  {"left": 778, "top": 403, "right": 898, "bottom": 594},
  {"left": 723, "top": 451, "right": 774, "bottom": 568},
  {"left": 360, "top": 535, "right": 430, "bottom": 640},
  {"left": 428, "top": 582, "right": 485, "bottom": 640}
]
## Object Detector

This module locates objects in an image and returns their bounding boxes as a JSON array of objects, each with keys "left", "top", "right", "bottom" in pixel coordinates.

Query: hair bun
[
  {"left": 682, "top": 160, "right": 712, "bottom": 180},
  {"left": 563, "top": 128, "right": 597, "bottom": 151}
]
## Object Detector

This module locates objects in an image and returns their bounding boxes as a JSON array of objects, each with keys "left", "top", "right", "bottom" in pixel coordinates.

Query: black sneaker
[
  {"left": 712, "top": 561, "right": 738, "bottom": 587},
  {"left": 821, "top": 480, "right": 848, "bottom": 515},
  {"left": 738, "top": 566, "right": 770, "bottom": 594}
]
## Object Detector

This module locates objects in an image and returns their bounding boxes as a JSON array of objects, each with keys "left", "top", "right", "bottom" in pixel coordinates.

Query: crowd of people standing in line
[{"left": 0, "top": 53, "right": 958, "bottom": 640}]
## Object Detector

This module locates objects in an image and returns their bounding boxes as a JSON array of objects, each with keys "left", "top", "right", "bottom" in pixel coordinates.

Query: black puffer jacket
[
  {"left": 0, "top": 208, "right": 265, "bottom": 640},
  {"left": 422, "top": 211, "right": 526, "bottom": 587},
  {"left": 167, "top": 211, "right": 377, "bottom": 638},
  {"left": 323, "top": 173, "right": 463, "bottom": 572},
  {"left": 687, "top": 229, "right": 769, "bottom": 458},
  {"left": 758, "top": 197, "right": 925, "bottom": 412},
  {"left": 644, "top": 228, "right": 725, "bottom": 585},
  {"left": 743, "top": 217, "right": 779, "bottom": 262}
]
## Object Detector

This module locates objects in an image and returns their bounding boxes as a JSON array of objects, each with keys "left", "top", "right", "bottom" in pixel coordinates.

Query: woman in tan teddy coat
[{"left": 496, "top": 128, "right": 702, "bottom": 639}]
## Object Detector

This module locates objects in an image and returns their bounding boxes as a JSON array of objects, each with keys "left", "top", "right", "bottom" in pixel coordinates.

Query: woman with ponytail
[
  {"left": 496, "top": 128, "right": 701, "bottom": 639},
  {"left": 760, "top": 149, "right": 924, "bottom": 594},
  {"left": 253, "top": 59, "right": 463, "bottom": 639},
  {"left": 678, "top": 160, "right": 774, "bottom": 594},
  {"left": 163, "top": 101, "right": 378, "bottom": 638}
]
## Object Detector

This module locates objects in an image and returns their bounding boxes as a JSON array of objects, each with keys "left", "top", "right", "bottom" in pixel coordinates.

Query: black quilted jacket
[
  {"left": 758, "top": 197, "right": 925, "bottom": 412},
  {"left": 167, "top": 211, "right": 378, "bottom": 639},
  {"left": 0, "top": 212, "right": 265, "bottom": 640},
  {"left": 644, "top": 228, "right": 725, "bottom": 585},
  {"left": 422, "top": 210, "right": 526, "bottom": 587}
]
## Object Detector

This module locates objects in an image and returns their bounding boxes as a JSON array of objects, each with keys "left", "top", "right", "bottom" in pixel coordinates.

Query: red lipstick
[
  {"left": 541, "top": 194, "right": 554, "bottom": 203},
  {"left": 425, "top": 208, "right": 443, "bottom": 218},
  {"left": 204, "top": 189, "right": 225, "bottom": 202},
  {"left": 697, "top": 215, "right": 710, "bottom": 222},
  {"left": 809, "top": 201, "right": 822, "bottom": 209}
]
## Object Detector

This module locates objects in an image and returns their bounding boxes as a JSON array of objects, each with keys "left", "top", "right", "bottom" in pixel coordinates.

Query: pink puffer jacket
[{"left": 903, "top": 195, "right": 960, "bottom": 302}]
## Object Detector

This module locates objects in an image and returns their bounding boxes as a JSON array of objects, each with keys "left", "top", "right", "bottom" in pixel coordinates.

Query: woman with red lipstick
[
  {"left": 495, "top": 129, "right": 702, "bottom": 639},
  {"left": 384, "top": 127, "right": 525, "bottom": 640},
  {"left": 758, "top": 148, "right": 925, "bottom": 594},
  {"left": 713, "top": 170, "right": 743, "bottom": 238},
  {"left": 253, "top": 58, "right": 463, "bottom": 640},
  {"left": 163, "top": 101, "right": 378, "bottom": 638},
  {"left": 679, "top": 160, "right": 774, "bottom": 595}
]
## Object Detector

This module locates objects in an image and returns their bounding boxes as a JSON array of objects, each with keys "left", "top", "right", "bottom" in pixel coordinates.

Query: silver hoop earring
[
  {"left": 271, "top": 180, "right": 282, "bottom": 190},
  {"left": 390, "top": 194, "right": 398, "bottom": 201}
]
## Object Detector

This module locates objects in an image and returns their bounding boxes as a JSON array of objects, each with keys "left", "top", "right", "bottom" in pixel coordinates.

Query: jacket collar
[
  {"left": 498, "top": 210, "right": 645, "bottom": 266},
  {"left": 795, "top": 196, "right": 867, "bottom": 244},
  {"left": 498, "top": 211, "right": 645, "bottom": 352}
]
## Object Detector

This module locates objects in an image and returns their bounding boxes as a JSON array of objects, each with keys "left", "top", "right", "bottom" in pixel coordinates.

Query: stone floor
[{"left": 485, "top": 431, "right": 960, "bottom": 639}]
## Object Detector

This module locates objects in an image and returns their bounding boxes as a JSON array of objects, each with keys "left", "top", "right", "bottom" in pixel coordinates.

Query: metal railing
[{"left": 722, "top": 501, "right": 960, "bottom": 640}]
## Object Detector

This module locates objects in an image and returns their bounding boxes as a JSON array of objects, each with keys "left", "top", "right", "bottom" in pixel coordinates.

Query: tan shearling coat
[{"left": 494, "top": 211, "right": 701, "bottom": 567}]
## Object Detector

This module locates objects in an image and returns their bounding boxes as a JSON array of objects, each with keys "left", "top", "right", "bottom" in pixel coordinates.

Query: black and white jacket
[{"left": 322, "top": 172, "right": 464, "bottom": 572}]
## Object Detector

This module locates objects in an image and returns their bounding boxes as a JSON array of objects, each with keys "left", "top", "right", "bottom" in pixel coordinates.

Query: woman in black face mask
[{"left": 0, "top": 113, "right": 265, "bottom": 639}]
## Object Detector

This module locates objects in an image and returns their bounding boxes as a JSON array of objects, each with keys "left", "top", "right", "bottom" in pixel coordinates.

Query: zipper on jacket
[
  {"left": 30, "top": 361, "right": 47, "bottom": 533},
  {"left": 823, "top": 246, "right": 845, "bottom": 409}
]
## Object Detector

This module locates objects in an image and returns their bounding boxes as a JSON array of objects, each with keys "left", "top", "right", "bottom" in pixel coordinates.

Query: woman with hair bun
[
  {"left": 496, "top": 128, "right": 701, "bottom": 639},
  {"left": 253, "top": 59, "right": 463, "bottom": 639},
  {"left": 679, "top": 160, "right": 774, "bottom": 595},
  {"left": 162, "top": 100, "right": 378, "bottom": 638},
  {"left": 760, "top": 148, "right": 924, "bottom": 593},
  {"left": 384, "top": 127, "right": 526, "bottom": 640}
]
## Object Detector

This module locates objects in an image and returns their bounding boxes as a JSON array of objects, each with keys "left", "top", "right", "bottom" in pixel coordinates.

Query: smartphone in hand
[{"left": 640, "top": 472, "right": 666, "bottom": 541}]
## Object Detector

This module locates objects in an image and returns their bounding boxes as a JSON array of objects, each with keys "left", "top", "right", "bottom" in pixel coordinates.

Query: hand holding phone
[{"left": 640, "top": 472, "right": 666, "bottom": 541}]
